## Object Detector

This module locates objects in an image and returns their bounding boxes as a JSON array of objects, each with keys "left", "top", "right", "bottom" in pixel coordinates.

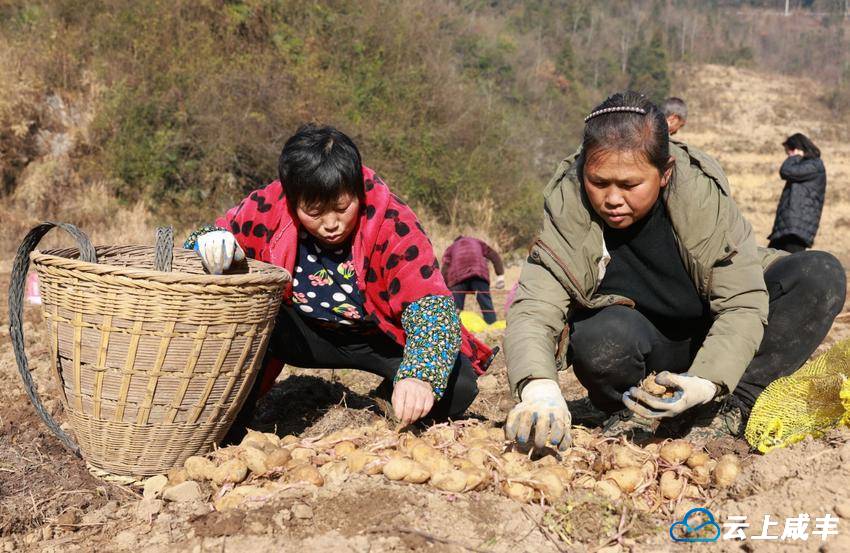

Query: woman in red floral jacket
[{"left": 185, "top": 125, "right": 494, "bottom": 437}]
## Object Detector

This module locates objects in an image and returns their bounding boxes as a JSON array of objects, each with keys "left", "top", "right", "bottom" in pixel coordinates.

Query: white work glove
[
  {"left": 622, "top": 371, "right": 718, "bottom": 419},
  {"left": 194, "top": 230, "right": 245, "bottom": 275},
  {"left": 494, "top": 274, "right": 506, "bottom": 290},
  {"left": 505, "top": 379, "right": 571, "bottom": 450}
]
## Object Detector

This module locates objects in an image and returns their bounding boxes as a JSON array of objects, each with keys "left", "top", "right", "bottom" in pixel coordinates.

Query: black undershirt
[{"left": 595, "top": 200, "right": 709, "bottom": 339}]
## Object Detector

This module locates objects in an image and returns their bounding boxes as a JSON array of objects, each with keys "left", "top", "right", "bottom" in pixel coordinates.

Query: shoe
[{"left": 601, "top": 409, "right": 657, "bottom": 442}]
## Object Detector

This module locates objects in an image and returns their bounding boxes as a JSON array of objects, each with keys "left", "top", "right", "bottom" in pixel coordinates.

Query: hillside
[{"left": 1, "top": 61, "right": 850, "bottom": 552}]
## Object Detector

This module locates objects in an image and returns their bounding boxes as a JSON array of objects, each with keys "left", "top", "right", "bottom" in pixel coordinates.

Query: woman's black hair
[
  {"left": 782, "top": 132, "right": 821, "bottom": 159},
  {"left": 577, "top": 91, "right": 671, "bottom": 178},
  {"left": 278, "top": 124, "right": 365, "bottom": 211}
]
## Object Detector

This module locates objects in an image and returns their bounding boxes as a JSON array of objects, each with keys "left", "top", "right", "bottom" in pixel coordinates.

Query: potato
[
  {"left": 415, "top": 448, "right": 452, "bottom": 474},
  {"left": 262, "top": 432, "right": 281, "bottom": 449},
  {"left": 690, "top": 465, "right": 711, "bottom": 486},
  {"left": 660, "top": 471, "right": 684, "bottom": 499},
  {"left": 333, "top": 441, "right": 357, "bottom": 458},
  {"left": 594, "top": 480, "right": 622, "bottom": 501},
  {"left": 431, "top": 470, "right": 468, "bottom": 492},
  {"left": 531, "top": 468, "right": 565, "bottom": 501},
  {"left": 241, "top": 430, "right": 274, "bottom": 453},
  {"left": 605, "top": 466, "right": 643, "bottom": 493},
  {"left": 641, "top": 373, "right": 674, "bottom": 398},
  {"left": 167, "top": 467, "right": 189, "bottom": 486},
  {"left": 713, "top": 455, "right": 740, "bottom": 488},
  {"left": 213, "top": 459, "right": 249, "bottom": 485},
  {"left": 347, "top": 450, "right": 382, "bottom": 474},
  {"left": 266, "top": 447, "right": 292, "bottom": 469},
  {"left": 411, "top": 443, "right": 439, "bottom": 463},
  {"left": 466, "top": 438, "right": 498, "bottom": 452},
  {"left": 463, "top": 426, "right": 490, "bottom": 442},
  {"left": 280, "top": 435, "right": 300, "bottom": 446},
  {"left": 461, "top": 467, "right": 488, "bottom": 491},
  {"left": 571, "top": 427, "right": 594, "bottom": 448},
  {"left": 399, "top": 435, "right": 425, "bottom": 455},
  {"left": 240, "top": 446, "right": 269, "bottom": 475},
  {"left": 467, "top": 448, "right": 490, "bottom": 468},
  {"left": 403, "top": 462, "right": 431, "bottom": 484},
  {"left": 291, "top": 447, "right": 316, "bottom": 462},
  {"left": 319, "top": 461, "right": 350, "bottom": 486},
  {"left": 184, "top": 456, "right": 216, "bottom": 481},
  {"left": 659, "top": 440, "right": 693, "bottom": 465},
  {"left": 534, "top": 455, "right": 557, "bottom": 467},
  {"left": 290, "top": 464, "right": 324, "bottom": 486},
  {"left": 487, "top": 427, "right": 506, "bottom": 442},
  {"left": 431, "top": 426, "right": 455, "bottom": 444},
  {"left": 453, "top": 458, "right": 477, "bottom": 471},
  {"left": 684, "top": 484, "right": 702, "bottom": 498},
  {"left": 612, "top": 445, "right": 643, "bottom": 468},
  {"left": 383, "top": 458, "right": 414, "bottom": 481},
  {"left": 213, "top": 485, "right": 270, "bottom": 512},
  {"left": 686, "top": 452, "right": 710, "bottom": 468},
  {"left": 502, "top": 481, "right": 535, "bottom": 502},
  {"left": 591, "top": 453, "right": 610, "bottom": 473},
  {"left": 213, "top": 446, "right": 242, "bottom": 462},
  {"left": 540, "top": 465, "right": 573, "bottom": 485},
  {"left": 573, "top": 474, "right": 597, "bottom": 489},
  {"left": 313, "top": 453, "right": 333, "bottom": 466}
]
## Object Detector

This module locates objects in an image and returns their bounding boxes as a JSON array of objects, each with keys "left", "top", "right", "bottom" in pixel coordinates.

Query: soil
[{"left": 2, "top": 64, "right": 850, "bottom": 552}]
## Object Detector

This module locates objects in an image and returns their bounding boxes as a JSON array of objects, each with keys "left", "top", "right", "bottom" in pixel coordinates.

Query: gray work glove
[
  {"left": 623, "top": 371, "right": 718, "bottom": 419},
  {"left": 194, "top": 230, "right": 245, "bottom": 275},
  {"left": 505, "top": 378, "right": 571, "bottom": 450}
]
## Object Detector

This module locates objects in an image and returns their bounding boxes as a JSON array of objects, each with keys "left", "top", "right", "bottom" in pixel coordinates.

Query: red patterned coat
[{"left": 215, "top": 167, "right": 493, "bottom": 391}]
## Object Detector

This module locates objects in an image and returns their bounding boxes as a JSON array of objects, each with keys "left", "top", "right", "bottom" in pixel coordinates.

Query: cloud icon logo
[{"left": 669, "top": 508, "right": 721, "bottom": 543}]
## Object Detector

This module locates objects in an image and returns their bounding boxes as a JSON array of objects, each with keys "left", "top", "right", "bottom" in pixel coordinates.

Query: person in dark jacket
[
  {"left": 767, "top": 133, "right": 826, "bottom": 253},
  {"left": 442, "top": 236, "right": 505, "bottom": 324}
]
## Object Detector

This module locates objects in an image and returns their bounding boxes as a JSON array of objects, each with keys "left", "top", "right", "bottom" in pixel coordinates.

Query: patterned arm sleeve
[{"left": 395, "top": 295, "right": 462, "bottom": 400}]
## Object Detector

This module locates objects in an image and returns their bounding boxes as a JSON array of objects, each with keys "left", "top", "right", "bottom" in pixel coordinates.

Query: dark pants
[
  {"left": 243, "top": 305, "right": 479, "bottom": 422},
  {"left": 451, "top": 277, "right": 497, "bottom": 324},
  {"left": 768, "top": 235, "right": 809, "bottom": 254},
  {"left": 568, "top": 251, "right": 846, "bottom": 415}
]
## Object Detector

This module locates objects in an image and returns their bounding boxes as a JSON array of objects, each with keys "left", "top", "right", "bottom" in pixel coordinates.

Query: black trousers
[
  {"left": 568, "top": 251, "right": 846, "bottom": 415},
  {"left": 768, "top": 235, "right": 809, "bottom": 254},
  {"left": 262, "top": 305, "right": 479, "bottom": 420},
  {"left": 450, "top": 277, "right": 497, "bottom": 324}
]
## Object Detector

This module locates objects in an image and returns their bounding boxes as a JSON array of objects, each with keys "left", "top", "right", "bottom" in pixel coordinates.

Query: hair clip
[{"left": 584, "top": 106, "right": 647, "bottom": 123}]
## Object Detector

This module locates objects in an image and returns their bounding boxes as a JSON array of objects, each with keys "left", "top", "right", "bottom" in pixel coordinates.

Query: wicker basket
[{"left": 8, "top": 222, "right": 290, "bottom": 477}]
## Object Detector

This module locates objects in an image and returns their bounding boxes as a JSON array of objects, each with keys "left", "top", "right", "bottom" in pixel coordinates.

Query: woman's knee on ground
[
  {"left": 570, "top": 306, "right": 652, "bottom": 376},
  {"left": 779, "top": 250, "right": 846, "bottom": 315}
]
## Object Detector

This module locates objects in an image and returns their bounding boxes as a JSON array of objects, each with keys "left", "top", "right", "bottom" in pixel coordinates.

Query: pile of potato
[{"left": 151, "top": 419, "right": 741, "bottom": 512}]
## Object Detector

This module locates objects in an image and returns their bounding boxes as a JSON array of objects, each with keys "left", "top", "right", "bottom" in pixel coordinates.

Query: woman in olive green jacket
[{"left": 504, "top": 91, "right": 846, "bottom": 450}]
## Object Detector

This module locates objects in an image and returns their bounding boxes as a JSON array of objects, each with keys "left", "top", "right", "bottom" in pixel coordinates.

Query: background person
[
  {"left": 441, "top": 236, "right": 505, "bottom": 324},
  {"left": 767, "top": 133, "right": 827, "bottom": 253},
  {"left": 661, "top": 97, "right": 688, "bottom": 135}
]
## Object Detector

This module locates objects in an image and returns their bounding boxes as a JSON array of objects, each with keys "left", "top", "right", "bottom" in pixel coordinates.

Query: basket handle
[
  {"left": 8, "top": 222, "right": 97, "bottom": 457},
  {"left": 154, "top": 226, "right": 174, "bottom": 272}
]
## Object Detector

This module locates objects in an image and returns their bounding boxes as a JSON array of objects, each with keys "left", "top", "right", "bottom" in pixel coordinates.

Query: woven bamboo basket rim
[{"left": 31, "top": 245, "right": 291, "bottom": 286}]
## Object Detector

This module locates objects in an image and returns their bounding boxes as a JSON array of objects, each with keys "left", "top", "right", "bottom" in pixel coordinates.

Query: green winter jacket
[{"left": 505, "top": 141, "right": 787, "bottom": 397}]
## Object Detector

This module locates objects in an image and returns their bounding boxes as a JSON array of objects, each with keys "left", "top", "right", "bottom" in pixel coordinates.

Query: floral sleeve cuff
[
  {"left": 395, "top": 295, "right": 461, "bottom": 400},
  {"left": 183, "top": 225, "right": 227, "bottom": 250}
]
